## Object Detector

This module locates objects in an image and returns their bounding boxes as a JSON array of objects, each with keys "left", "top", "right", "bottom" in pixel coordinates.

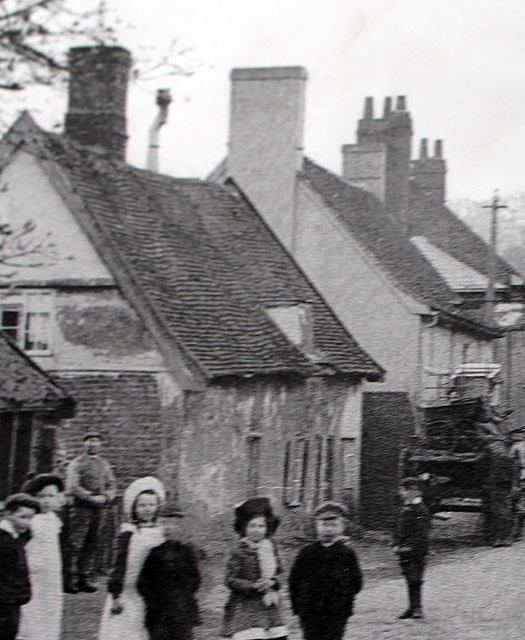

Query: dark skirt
[{"left": 222, "top": 593, "right": 287, "bottom": 639}]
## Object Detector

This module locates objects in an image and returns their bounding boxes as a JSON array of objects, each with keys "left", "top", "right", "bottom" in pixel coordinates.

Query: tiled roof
[
  {"left": 407, "top": 199, "right": 523, "bottom": 286},
  {"left": 300, "top": 159, "right": 502, "bottom": 335},
  {"left": 0, "top": 331, "right": 73, "bottom": 411},
  {"left": 300, "top": 158, "right": 463, "bottom": 313},
  {"left": 0, "top": 114, "right": 382, "bottom": 381},
  {"left": 410, "top": 235, "right": 506, "bottom": 292}
]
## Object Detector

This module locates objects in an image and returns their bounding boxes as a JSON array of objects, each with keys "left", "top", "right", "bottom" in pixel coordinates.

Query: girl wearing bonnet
[
  {"left": 98, "top": 476, "right": 165, "bottom": 640},
  {"left": 222, "top": 497, "right": 287, "bottom": 640}
]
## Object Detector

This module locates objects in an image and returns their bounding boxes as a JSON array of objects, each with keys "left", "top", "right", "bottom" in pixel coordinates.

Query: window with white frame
[{"left": 0, "top": 293, "right": 52, "bottom": 354}]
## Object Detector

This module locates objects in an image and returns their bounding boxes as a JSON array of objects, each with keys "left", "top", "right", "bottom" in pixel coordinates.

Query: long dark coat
[
  {"left": 289, "top": 539, "right": 362, "bottom": 622},
  {"left": 137, "top": 540, "right": 201, "bottom": 640},
  {"left": 222, "top": 539, "right": 285, "bottom": 638}
]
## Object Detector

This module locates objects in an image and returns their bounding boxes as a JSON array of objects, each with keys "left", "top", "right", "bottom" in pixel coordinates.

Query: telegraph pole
[{"left": 483, "top": 191, "right": 507, "bottom": 325}]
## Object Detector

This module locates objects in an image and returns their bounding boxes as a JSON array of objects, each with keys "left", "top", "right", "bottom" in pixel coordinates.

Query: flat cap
[
  {"left": 313, "top": 501, "right": 348, "bottom": 520},
  {"left": 82, "top": 432, "right": 104, "bottom": 442}
]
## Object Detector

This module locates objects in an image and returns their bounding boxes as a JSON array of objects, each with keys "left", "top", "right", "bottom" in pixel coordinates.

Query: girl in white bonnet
[{"left": 98, "top": 476, "right": 165, "bottom": 640}]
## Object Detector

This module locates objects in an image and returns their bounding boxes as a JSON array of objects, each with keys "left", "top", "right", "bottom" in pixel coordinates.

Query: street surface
[
  {"left": 63, "top": 538, "right": 525, "bottom": 640},
  {"left": 344, "top": 543, "right": 525, "bottom": 639}
]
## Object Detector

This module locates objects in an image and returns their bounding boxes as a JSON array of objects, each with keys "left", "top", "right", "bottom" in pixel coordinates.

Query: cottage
[
  {"left": 211, "top": 67, "right": 515, "bottom": 528},
  {"left": 0, "top": 47, "right": 382, "bottom": 544}
]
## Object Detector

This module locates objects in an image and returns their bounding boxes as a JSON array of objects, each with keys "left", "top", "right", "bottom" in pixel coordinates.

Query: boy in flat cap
[
  {"left": 289, "top": 501, "right": 362, "bottom": 640},
  {"left": 64, "top": 432, "right": 117, "bottom": 593},
  {"left": 393, "top": 477, "right": 431, "bottom": 619}
]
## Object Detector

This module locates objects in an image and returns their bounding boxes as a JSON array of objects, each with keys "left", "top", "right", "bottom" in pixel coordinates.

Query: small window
[
  {"left": 24, "top": 312, "right": 50, "bottom": 351},
  {"left": 0, "top": 303, "right": 51, "bottom": 354},
  {"left": 282, "top": 438, "right": 309, "bottom": 506},
  {"left": 266, "top": 303, "right": 314, "bottom": 353},
  {"left": 283, "top": 436, "right": 336, "bottom": 507},
  {"left": 1, "top": 308, "right": 20, "bottom": 342}
]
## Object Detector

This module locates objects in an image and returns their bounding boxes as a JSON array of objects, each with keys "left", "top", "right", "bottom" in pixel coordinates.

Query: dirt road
[{"left": 62, "top": 536, "right": 525, "bottom": 639}]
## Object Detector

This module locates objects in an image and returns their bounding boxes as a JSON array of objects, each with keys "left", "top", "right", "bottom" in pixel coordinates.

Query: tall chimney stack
[
  {"left": 344, "top": 95, "right": 412, "bottom": 220},
  {"left": 65, "top": 46, "right": 132, "bottom": 161},
  {"left": 227, "top": 67, "right": 307, "bottom": 251}
]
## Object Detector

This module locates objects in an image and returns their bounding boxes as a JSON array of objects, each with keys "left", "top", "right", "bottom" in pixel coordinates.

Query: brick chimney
[
  {"left": 227, "top": 67, "right": 307, "bottom": 251},
  {"left": 409, "top": 139, "right": 447, "bottom": 205},
  {"left": 342, "top": 96, "right": 412, "bottom": 221},
  {"left": 65, "top": 46, "right": 132, "bottom": 161}
]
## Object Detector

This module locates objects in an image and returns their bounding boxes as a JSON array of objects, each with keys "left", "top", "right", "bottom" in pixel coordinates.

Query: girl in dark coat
[{"left": 222, "top": 498, "right": 287, "bottom": 640}]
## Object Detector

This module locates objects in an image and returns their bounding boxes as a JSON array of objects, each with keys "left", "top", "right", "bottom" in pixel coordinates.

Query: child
[
  {"left": 289, "top": 501, "right": 362, "bottom": 640},
  {"left": 18, "top": 474, "right": 65, "bottom": 640},
  {"left": 98, "top": 476, "right": 166, "bottom": 640},
  {"left": 0, "top": 493, "right": 40, "bottom": 640},
  {"left": 222, "top": 497, "right": 287, "bottom": 640},
  {"left": 393, "top": 477, "right": 431, "bottom": 619},
  {"left": 137, "top": 505, "right": 201, "bottom": 640}
]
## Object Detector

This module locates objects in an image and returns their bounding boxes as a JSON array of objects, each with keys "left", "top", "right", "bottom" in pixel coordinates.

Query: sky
[{"left": 13, "top": 0, "right": 525, "bottom": 203}]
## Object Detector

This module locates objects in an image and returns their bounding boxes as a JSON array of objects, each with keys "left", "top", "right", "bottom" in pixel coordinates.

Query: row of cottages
[
  {"left": 210, "top": 67, "right": 525, "bottom": 528},
  {"left": 0, "top": 331, "right": 73, "bottom": 499},
  {"left": 0, "top": 46, "right": 383, "bottom": 546}
]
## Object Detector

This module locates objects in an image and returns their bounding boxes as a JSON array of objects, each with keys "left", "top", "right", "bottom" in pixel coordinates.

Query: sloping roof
[
  {"left": 0, "top": 113, "right": 382, "bottom": 382},
  {"left": 407, "top": 198, "right": 523, "bottom": 286},
  {"left": 0, "top": 331, "right": 73, "bottom": 412},
  {"left": 410, "top": 235, "right": 506, "bottom": 292},
  {"left": 300, "top": 159, "right": 501, "bottom": 336},
  {"left": 300, "top": 158, "right": 463, "bottom": 310}
]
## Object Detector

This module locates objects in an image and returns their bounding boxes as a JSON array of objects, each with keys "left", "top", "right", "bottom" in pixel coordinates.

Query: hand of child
[
  {"left": 399, "top": 546, "right": 413, "bottom": 553},
  {"left": 111, "top": 599, "right": 123, "bottom": 615},
  {"left": 254, "top": 578, "right": 274, "bottom": 593},
  {"left": 91, "top": 494, "right": 108, "bottom": 506}
]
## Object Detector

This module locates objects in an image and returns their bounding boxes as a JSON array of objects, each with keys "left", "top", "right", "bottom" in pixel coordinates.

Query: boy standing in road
[
  {"left": 394, "top": 477, "right": 431, "bottom": 620},
  {"left": 289, "top": 501, "right": 363, "bottom": 640},
  {"left": 0, "top": 493, "right": 40, "bottom": 640}
]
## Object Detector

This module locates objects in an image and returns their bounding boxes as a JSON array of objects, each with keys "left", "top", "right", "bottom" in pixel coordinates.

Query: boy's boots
[{"left": 398, "top": 583, "right": 423, "bottom": 619}]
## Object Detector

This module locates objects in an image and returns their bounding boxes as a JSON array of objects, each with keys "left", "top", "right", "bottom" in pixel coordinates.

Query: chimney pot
[
  {"left": 420, "top": 138, "right": 428, "bottom": 159},
  {"left": 396, "top": 96, "right": 406, "bottom": 111},
  {"left": 364, "top": 97, "right": 374, "bottom": 120},
  {"left": 434, "top": 139, "right": 443, "bottom": 158},
  {"left": 65, "top": 46, "right": 132, "bottom": 160},
  {"left": 156, "top": 88, "right": 172, "bottom": 108},
  {"left": 383, "top": 97, "right": 392, "bottom": 118}
]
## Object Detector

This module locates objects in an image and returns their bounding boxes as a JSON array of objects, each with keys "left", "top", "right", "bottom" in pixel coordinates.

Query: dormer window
[{"left": 266, "top": 303, "right": 314, "bottom": 353}]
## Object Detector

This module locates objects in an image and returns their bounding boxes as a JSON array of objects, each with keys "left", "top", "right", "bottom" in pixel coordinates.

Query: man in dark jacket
[
  {"left": 394, "top": 477, "right": 431, "bottom": 619},
  {"left": 137, "top": 508, "right": 200, "bottom": 640},
  {"left": 0, "top": 493, "right": 39, "bottom": 640},
  {"left": 289, "top": 501, "right": 362, "bottom": 640}
]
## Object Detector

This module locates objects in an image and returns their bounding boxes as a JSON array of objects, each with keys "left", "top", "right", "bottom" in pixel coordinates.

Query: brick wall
[{"left": 57, "top": 373, "right": 162, "bottom": 492}]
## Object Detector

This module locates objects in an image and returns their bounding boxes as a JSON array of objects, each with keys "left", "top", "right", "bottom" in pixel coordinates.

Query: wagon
[{"left": 399, "top": 397, "right": 520, "bottom": 544}]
